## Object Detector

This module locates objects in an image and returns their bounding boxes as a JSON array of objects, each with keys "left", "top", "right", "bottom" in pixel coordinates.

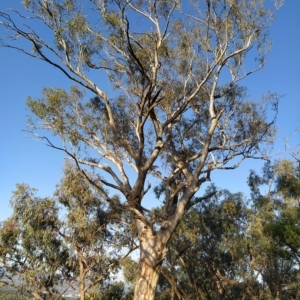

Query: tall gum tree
[{"left": 0, "top": 0, "right": 282, "bottom": 298}]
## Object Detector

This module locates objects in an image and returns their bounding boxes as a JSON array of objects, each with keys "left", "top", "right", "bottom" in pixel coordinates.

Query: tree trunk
[
  {"left": 79, "top": 281, "right": 85, "bottom": 300},
  {"left": 132, "top": 186, "right": 197, "bottom": 299},
  {"left": 79, "top": 259, "right": 86, "bottom": 300},
  {"left": 32, "top": 291, "right": 44, "bottom": 300},
  {"left": 133, "top": 231, "right": 167, "bottom": 300},
  {"left": 133, "top": 257, "right": 161, "bottom": 300}
]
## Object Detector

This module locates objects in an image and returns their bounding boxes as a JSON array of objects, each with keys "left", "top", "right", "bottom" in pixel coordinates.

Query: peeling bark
[
  {"left": 134, "top": 257, "right": 161, "bottom": 300},
  {"left": 133, "top": 225, "right": 167, "bottom": 300}
]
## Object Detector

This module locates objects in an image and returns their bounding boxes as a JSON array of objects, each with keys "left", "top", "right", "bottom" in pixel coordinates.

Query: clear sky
[{"left": 1, "top": 0, "right": 300, "bottom": 221}]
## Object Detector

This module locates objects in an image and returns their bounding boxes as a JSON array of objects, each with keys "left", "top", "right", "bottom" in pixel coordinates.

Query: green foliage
[
  {"left": 0, "top": 163, "right": 133, "bottom": 300},
  {"left": 22, "top": 0, "right": 32, "bottom": 9},
  {"left": 162, "top": 187, "right": 251, "bottom": 299},
  {"left": 98, "top": 282, "right": 125, "bottom": 300},
  {"left": 55, "top": 163, "right": 133, "bottom": 299},
  {"left": 122, "top": 257, "right": 138, "bottom": 285},
  {"left": 0, "top": 184, "right": 70, "bottom": 299},
  {"left": 248, "top": 158, "right": 300, "bottom": 298},
  {"left": 156, "top": 162, "right": 300, "bottom": 299}
]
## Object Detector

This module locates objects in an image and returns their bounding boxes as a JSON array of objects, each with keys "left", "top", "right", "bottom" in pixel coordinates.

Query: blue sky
[{"left": 0, "top": 0, "right": 300, "bottom": 221}]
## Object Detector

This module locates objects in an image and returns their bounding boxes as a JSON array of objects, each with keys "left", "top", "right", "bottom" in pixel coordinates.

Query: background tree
[
  {"left": 158, "top": 187, "right": 261, "bottom": 300},
  {"left": 97, "top": 281, "right": 126, "bottom": 300},
  {"left": 54, "top": 162, "right": 136, "bottom": 300},
  {"left": 152, "top": 165, "right": 300, "bottom": 300},
  {"left": 0, "top": 184, "right": 71, "bottom": 300},
  {"left": 0, "top": 0, "right": 282, "bottom": 298},
  {"left": 0, "top": 164, "right": 136, "bottom": 300},
  {"left": 247, "top": 159, "right": 300, "bottom": 300}
]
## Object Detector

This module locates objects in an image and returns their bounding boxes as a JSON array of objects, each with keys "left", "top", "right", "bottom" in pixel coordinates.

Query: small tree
[
  {"left": 0, "top": 184, "right": 71, "bottom": 300},
  {"left": 54, "top": 163, "right": 135, "bottom": 300},
  {"left": 0, "top": 166, "right": 135, "bottom": 300},
  {"left": 247, "top": 159, "right": 300, "bottom": 299},
  {"left": 0, "top": 0, "right": 282, "bottom": 298}
]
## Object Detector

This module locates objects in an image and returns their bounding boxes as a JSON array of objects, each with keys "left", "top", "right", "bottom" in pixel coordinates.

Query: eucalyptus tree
[
  {"left": 155, "top": 163, "right": 300, "bottom": 300},
  {"left": 247, "top": 159, "right": 300, "bottom": 300},
  {"left": 54, "top": 162, "right": 136, "bottom": 300},
  {"left": 0, "top": 164, "right": 135, "bottom": 300},
  {"left": 0, "top": 0, "right": 282, "bottom": 298},
  {"left": 159, "top": 188, "right": 261, "bottom": 300},
  {"left": 0, "top": 184, "right": 71, "bottom": 300}
]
